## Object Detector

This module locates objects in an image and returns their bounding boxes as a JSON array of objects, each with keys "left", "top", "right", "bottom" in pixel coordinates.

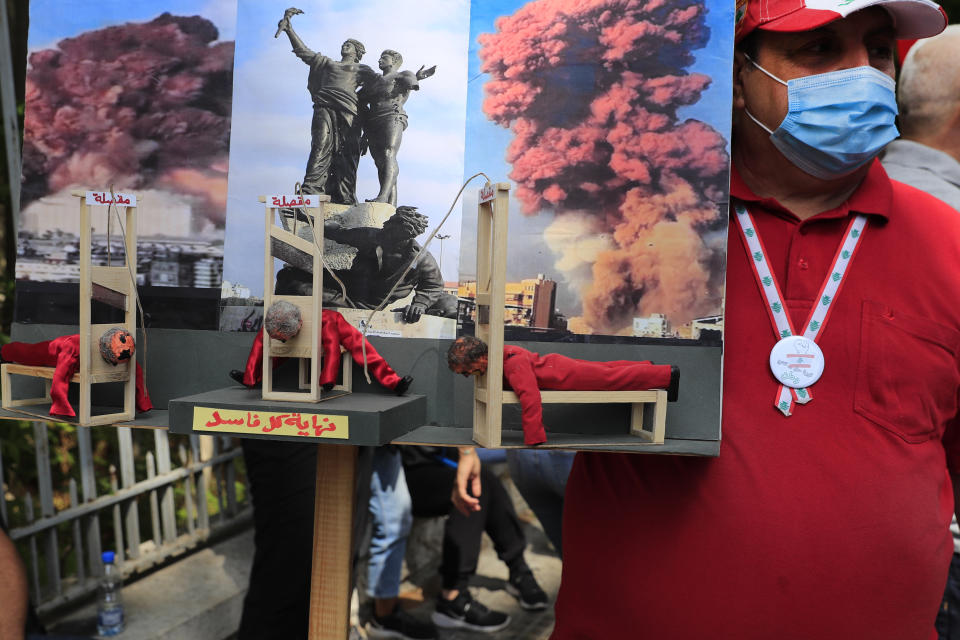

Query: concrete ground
[{"left": 46, "top": 464, "right": 562, "bottom": 640}]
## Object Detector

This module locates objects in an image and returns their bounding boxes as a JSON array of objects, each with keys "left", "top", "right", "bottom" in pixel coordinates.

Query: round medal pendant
[{"left": 769, "top": 336, "right": 824, "bottom": 389}]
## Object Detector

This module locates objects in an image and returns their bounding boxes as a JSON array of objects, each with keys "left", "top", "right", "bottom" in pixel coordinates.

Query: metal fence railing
[{"left": 0, "top": 423, "right": 251, "bottom": 616}]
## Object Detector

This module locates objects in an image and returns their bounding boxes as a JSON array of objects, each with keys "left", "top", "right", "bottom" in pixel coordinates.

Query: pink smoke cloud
[
  {"left": 22, "top": 13, "right": 233, "bottom": 227},
  {"left": 479, "top": 0, "right": 728, "bottom": 333}
]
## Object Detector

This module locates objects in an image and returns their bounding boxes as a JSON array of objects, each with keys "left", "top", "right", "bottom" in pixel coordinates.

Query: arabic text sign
[
  {"left": 193, "top": 407, "right": 349, "bottom": 439},
  {"left": 86, "top": 191, "right": 137, "bottom": 207},
  {"left": 478, "top": 183, "right": 495, "bottom": 204},
  {"left": 267, "top": 194, "right": 320, "bottom": 209}
]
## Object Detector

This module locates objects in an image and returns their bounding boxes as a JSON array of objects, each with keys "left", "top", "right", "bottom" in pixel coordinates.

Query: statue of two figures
[
  {"left": 275, "top": 7, "right": 436, "bottom": 207},
  {"left": 274, "top": 8, "right": 455, "bottom": 325}
]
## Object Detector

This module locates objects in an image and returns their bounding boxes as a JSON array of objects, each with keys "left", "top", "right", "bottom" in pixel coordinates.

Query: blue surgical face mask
[{"left": 742, "top": 54, "right": 899, "bottom": 180}]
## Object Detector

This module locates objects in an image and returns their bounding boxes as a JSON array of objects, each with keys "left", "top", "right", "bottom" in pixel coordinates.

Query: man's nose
[{"left": 840, "top": 45, "right": 873, "bottom": 71}]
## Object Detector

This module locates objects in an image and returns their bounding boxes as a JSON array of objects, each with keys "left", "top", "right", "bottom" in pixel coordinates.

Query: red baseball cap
[{"left": 736, "top": 0, "right": 947, "bottom": 42}]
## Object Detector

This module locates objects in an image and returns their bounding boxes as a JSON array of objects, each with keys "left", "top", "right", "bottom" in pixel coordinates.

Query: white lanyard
[{"left": 734, "top": 202, "right": 868, "bottom": 416}]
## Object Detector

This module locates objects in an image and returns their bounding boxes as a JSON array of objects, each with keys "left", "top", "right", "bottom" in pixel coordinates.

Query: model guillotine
[
  {"left": 260, "top": 193, "right": 351, "bottom": 401},
  {"left": 470, "top": 183, "right": 668, "bottom": 448},
  {"left": 261, "top": 193, "right": 356, "bottom": 639},
  {"left": 1, "top": 190, "right": 139, "bottom": 426}
]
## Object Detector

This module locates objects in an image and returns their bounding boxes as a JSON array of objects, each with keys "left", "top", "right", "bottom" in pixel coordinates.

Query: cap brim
[{"left": 758, "top": 0, "right": 946, "bottom": 40}]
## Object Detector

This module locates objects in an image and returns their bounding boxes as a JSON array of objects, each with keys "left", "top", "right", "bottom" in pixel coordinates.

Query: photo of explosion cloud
[
  {"left": 17, "top": 11, "right": 234, "bottom": 291},
  {"left": 462, "top": 0, "right": 731, "bottom": 341}
]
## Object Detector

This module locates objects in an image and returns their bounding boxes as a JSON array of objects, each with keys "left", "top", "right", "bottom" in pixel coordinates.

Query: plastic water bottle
[{"left": 97, "top": 551, "right": 125, "bottom": 636}]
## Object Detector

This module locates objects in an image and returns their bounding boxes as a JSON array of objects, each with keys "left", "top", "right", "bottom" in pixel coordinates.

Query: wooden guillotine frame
[
  {"left": 470, "top": 183, "right": 668, "bottom": 448},
  {"left": 1, "top": 190, "right": 139, "bottom": 426},
  {"left": 257, "top": 194, "right": 365, "bottom": 638},
  {"left": 260, "top": 194, "right": 351, "bottom": 402}
]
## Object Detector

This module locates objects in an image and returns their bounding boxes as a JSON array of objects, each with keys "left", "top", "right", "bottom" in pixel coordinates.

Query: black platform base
[{"left": 168, "top": 385, "right": 427, "bottom": 446}]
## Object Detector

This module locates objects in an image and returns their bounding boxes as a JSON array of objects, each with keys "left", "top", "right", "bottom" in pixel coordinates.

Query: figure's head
[
  {"left": 99, "top": 327, "right": 135, "bottom": 366},
  {"left": 264, "top": 300, "right": 303, "bottom": 342},
  {"left": 384, "top": 206, "right": 429, "bottom": 239},
  {"left": 379, "top": 49, "right": 402, "bottom": 72},
  {"left": 447, "top": 336, "right": 489, "bottom": 377},
  {"left": 733, "top": 0, "right": 944, "bottom": 182},
  {"left": 342, "top": 39, "right": 366, "bottom": 61},
  {"left": 897, "top": 25, "right": 960, "bottom": 149}
]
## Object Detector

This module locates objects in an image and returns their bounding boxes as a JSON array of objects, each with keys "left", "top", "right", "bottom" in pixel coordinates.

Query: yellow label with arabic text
[{"left": 192, "top": 407, "right": 349, "bottom": 439}]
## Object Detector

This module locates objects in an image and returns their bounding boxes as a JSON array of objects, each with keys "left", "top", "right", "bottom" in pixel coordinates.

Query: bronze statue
[
  {"left": 276, "top": 8, "right": 376, "bottom": 205},
  {"left": 321, "top": 206, "right": 446, "bottom": 321},
  {"left": 359, "top": 50, "right": 436, "bottom": 206}
]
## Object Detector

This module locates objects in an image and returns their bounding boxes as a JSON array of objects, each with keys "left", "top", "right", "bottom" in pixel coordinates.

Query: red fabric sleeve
[
  {"left": 319, "top": 311, "right": 343, "bottom": 387},
  {"left": 134, "top": 363, "right": 152, "bottom": 412},
  {"left": 49, "top": 336, "right": 81, "bottom": 417},
  {"left": 1, "top": 340, "right": 58, "bottom": 366},
  {"left": 324, "top": 310, "right": 401, "bottom": 389},
  {"left": 242, "top": 330, "right": 265, "bottom": 387},
  {"left": 502, "top": 349, "right": 546, "bottom": 445}
]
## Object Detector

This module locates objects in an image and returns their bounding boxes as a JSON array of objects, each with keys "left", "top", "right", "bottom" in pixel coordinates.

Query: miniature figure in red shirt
[
  {"left": 231, "top": 301, "right": 412, "bottom": 395},
  {"left": 0, "top": 329, "right": 153, "bottom": 418},
  {"left": 447, "top": 336, "right": 678, "bottom": 445}
]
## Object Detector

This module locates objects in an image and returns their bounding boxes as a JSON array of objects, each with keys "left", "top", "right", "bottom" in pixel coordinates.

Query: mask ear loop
[
  {"left": 742, "top": 52, "right": 788, "bottom": 86},
  {"left": 740, "top": 53, "right": 787, "bottom": 135}
]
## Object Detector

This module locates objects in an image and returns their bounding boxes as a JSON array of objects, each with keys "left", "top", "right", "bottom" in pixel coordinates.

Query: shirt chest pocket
[{"left": 854, "top": 300, "right": 960, "bottom": 443}]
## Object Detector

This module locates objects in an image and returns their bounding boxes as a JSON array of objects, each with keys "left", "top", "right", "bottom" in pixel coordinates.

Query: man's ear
[{"left": 732, "top": 51, "right": 748, "bottom": 110}]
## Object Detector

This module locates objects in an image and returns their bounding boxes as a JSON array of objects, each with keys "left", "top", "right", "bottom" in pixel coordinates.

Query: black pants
[
  {"left": 403, "top": 462, "right": 527, "bottom": 590},
  {"left": 238, "top": 440, "right": 372, "bottom": 640}
]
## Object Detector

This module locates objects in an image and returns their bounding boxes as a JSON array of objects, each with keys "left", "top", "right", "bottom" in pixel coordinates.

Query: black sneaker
[
  {"left": 506, "top": 570, "right": 549, "bottom": 610},
  {"left": 431, "top": 591, "right": 510, "bottom": 633},
  {"left": 229, "top": 369, "right": 254, "bottom": 388},
  {"left": 394, "top": 375, "right": 413, "bottom": 396},
  {"left": 367, "top": 606, "right": 437, "bottom": 640}
]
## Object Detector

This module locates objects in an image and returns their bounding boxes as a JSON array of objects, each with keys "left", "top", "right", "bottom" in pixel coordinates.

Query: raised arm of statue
[{"left": 275, "top": 8, "right": 315, "bottom": 63}]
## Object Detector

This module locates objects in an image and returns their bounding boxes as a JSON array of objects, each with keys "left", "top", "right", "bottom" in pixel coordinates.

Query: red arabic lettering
[
  {"left": 479, "top": 184, "right": 495, "bottom": 203},
  {"left": 90, "top": 192, "right": 133, "bottom": 206},
  {"left": 270, "top": 195, "right": 308, "bottom": 208},
  {"left": 205, "top": 410, "right": 244, "bottom": 427},
  {"left": 311, "top": 415, "right": 336, "bottom": 436},
  {"left": 205, "top": 410, "right": 226, "bottom": 427},
  {"left": 264, "top": 414, "right": 288, "bottom": 433},
  {"left": 247, "top": 412, "right": 260, "bottom": 428},
  {"left": 283, "top": 413, "right": 305, "bottom": 429}
]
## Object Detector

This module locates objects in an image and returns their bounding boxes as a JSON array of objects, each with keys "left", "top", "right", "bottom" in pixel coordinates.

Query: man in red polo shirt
[{"left": 455, "top": 0, "right": 957, "bottom": 636}]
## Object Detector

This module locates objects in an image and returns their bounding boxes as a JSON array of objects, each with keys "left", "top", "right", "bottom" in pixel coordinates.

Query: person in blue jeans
[
  {"left": 365, "top": 446, "right": 435, "bottom": 640},
  {"left": 505, "top": 450, "right": 575, "bottom": 555}
]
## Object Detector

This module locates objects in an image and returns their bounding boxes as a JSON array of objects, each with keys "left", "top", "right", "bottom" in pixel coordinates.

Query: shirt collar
[{"left": 730, "top": 159, "right": 892, "bottom": 223}]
